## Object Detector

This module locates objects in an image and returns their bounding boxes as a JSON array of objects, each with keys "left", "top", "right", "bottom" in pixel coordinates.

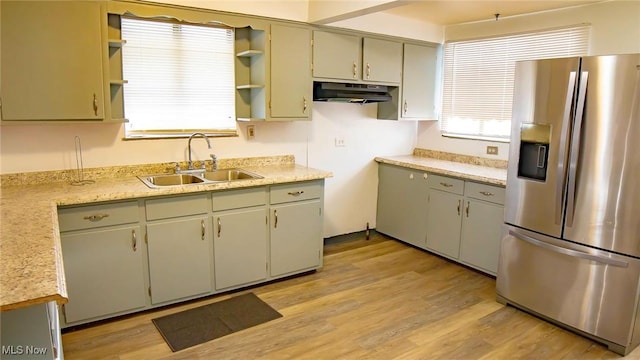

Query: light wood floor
[{"left": 62, "top": 233, "right": 637, "bottom": 359}]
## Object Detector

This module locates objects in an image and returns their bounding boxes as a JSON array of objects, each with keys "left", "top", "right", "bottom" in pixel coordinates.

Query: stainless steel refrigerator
[{"left": 497, "top": 54, "right": 640, "bottom": 355}]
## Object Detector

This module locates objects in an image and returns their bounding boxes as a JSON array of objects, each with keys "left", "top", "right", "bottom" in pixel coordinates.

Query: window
[
  {"left": 121, "top": 17, "right": 236, "bottom": 138},
  {"left": 441, "top": 26, "right": 590, "bottom": 141}
]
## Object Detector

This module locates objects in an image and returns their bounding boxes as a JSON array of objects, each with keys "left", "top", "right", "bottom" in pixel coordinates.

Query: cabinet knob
[
  {"left": 217, "top": 218, "right": 221, "bottom": 238},
  {"left": 287, "top": 190, "right": 304, "bottom": 196},
  {"left": 403, "top": 100, "right": 408, "bottom": 114},
  {"left": 202, "top": 219, "right": 206, "bottom": 240},
  {"left": 440, "top": 182, "right": 454, "bottom": 188},
  {"left": 131, "top": 230, "right": 137, "bottom": 252},
  {"left": 409, "top": 173, "right": 414, "bottom": 180},
  {"left": 366, "top": 63, "right": 371, "bottom": 79},
  {"left": 457, "top": 199, "right": 461, "bottom": 215},
  {"left": 352, "top": 62, "right": 357, "bottom": 78},
  {"left": 274, "top": 210, "right": 278, "bottom": 228},
  {"left": 466, "top": 201, "right": 470, "bottom": 217},
  {"left": 479, "top": 191, "right": 494, "bottom": 196},
  {"left": 303, "top": 97, "right": 308, "bottom": 114}
]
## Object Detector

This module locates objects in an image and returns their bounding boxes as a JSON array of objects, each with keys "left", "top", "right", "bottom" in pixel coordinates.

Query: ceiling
[{"left": 381, "top": 0, "right": 602, "bottom": 25}]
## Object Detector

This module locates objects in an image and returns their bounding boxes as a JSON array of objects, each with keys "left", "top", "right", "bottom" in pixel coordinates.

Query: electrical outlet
[
  {"left": 247, "top": 125, "right": 255, "bottom": 139},
  {"left": 334, "top": 137, "right": 345, "bottom": 147},
  {"left": 486, "top": 146, "right": 499, "bottom": 155}
]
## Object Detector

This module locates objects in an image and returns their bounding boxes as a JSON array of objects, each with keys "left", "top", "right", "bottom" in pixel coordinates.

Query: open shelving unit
[
  {"left": 235, "top": 27, "right": 266, "bottom": 121},
  {"left": 106, "top": 14, "right": 128, "bottom": 123}
]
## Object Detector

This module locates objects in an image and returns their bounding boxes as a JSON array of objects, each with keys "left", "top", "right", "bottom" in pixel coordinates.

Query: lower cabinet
[
  {"left": 376, "top": 164, "right": 505, "bottom": 275},
  {"left": 213, "top": 187, "right": 268, "bottom": 290},
  {"left": 57, "top": 180, "right": 325, "bottom": 328},
  {"left": 61, "top": 226, "right": 147, "bottom": 323},
  {"left": 58, "top": 201, "right": 146, "bottom": 325},
  {"left": 1, "top": 302, "right": 62, "bottom": 360},
  {"left": 426, "top": 189, "right": 463, "bottom": 259},
  {"left": 459, "top": 184, "right": 505, "bottom": 275},
  {"left": 145, "top": 194, "right": 212, "bottom": 304},
  {"left": 376, "top": 163, "right": 429, "bottom": 248},
  {"left": 269, "top": 181, "right": 324, "bottom": 277}
]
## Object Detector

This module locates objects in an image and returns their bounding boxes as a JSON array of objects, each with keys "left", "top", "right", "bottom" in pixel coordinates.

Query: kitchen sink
[
  {"left": 139, "top": 169, "right": 263, "bottom": 188},
  {"left": 202, "top": 169, "right": 263, "bottom": 182},
  {"left": 139, "top": 174, "right": 206, "bottom": 188}
]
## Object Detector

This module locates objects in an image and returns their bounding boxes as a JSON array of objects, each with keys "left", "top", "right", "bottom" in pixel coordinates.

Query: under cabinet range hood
[{"left": 313, "top": 82, "right": 392, "bottom": 103}]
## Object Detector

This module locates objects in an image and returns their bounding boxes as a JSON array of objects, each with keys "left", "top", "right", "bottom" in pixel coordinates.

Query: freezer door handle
[
  {"left": 556, "top": 71, "right": 578, "bottom": 225},
  {"left": 509, "top": 230, "right": 629, "bottom": 268},
  {"left": 566, "top": 71, "right": 589, "bottom": 227}
]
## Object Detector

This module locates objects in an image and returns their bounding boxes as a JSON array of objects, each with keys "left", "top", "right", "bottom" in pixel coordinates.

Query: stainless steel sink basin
[
  {"left": 139, "top": 168, "right": 263, "bottom": 188},
  {"left": 139, "top": 174, "right": 205, "bottom": 188},
  {"left": 202, "top": 169, "right": 263, "bottom": 182}
]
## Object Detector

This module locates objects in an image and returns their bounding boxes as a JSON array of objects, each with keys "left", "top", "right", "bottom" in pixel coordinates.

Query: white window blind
[
  {"left": 441, "top": 26, "right": 590, "bottom": 141},
  {"left": 121, "top": 17, "right": 236, "bottom": 137}
]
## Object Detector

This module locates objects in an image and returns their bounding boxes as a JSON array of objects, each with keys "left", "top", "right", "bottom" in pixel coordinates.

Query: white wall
[{"left": 417, "top": 0, "right": 640, "bottom": 161}]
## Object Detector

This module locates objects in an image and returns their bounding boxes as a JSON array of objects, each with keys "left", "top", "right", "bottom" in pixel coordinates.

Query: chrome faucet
[{"left": 187, "top": 132, "right": 212, "bottom": 170}]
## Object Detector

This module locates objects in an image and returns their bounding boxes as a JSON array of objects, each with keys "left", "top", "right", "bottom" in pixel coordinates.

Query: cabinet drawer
[
  {"left": 270, "top": 181, "right": 322, "bottom": 204},
  {"left": 145, "top": 193, "right": 209, "bottom": 220},
  {"left": 58, "top": 201, "right": 139, "bottom": 232},
  {"left": 212, "top": 187, "right": 266, "bottom": 211},
  {"left": 465, "top": 182, "right": 505, "bottom": 205},
  {"left": 428, "top": 174, "right": 464, "bottom": 195}
]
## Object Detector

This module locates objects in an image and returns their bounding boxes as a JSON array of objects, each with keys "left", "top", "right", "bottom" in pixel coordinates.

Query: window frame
[
  {"left": 120, "top": 16, "right": 238, "bottom": 139},
  {"left": 440, "top": 25, "right": 591, "bottom": 142}
]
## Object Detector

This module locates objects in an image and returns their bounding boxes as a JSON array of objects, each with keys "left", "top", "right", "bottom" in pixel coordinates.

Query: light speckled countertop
[
  {"left": 375, "top": 149, "right": 508, "bottom": 187},
  {"left": 0, "top": 157, "right": 332, "bottom": 311}
]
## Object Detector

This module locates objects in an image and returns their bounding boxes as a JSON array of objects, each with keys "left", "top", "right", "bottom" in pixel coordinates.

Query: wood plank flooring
[{"left": 62, "top": 233, "right": 637, "bottom": 359}]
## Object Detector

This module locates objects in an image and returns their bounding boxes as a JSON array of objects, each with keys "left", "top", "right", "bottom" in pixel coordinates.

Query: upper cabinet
[
  {"left": 1, "top": 1, "right": 105, "bottom": 121},
  {"left": 312, "top": 30, "right": 402, "bottom": 85},
  {"left": 400, "top": 43, "right": 438, "bottom": 120},
  {"left": 270, "top": 24, "right": 312, "bottom": 120},
  {"left": 312, "top": 31, "right": 361, "bottom": 81},
  {"left": 361, "top": 38, "right": 402, "bottom": 84}
]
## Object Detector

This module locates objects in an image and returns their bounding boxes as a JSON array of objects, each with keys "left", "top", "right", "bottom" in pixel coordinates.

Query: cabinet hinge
[
  {"left": 266, "top": 215, "right": 268, "bottom": 225},
  {"left": 269, "top": 99, "right": 271, "bottom": 109},
  {"left": 269, "top": 33, "right": 271, "bottom": 42},
  {"left": 148, "top": 286, "right": 151, "bottom": 297},
  {"left": 144, "top": 232, "right": 148, "bottom": 244},
  {"left": 319, "top": 207, "right": 322, "bottom": 216}
]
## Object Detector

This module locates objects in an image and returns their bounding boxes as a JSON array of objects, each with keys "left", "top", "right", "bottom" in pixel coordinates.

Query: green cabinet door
[
  {"left": 312, "top": 31, "right": 360, "bottom": 81},
  {"left": 213, "top": 208, "right": 268, "bottom": 290},
  {"left": 61, "top": 225, "right": 146, "bottom": 324},
  {"left": 460, "top": 199, "right": 504, "bottom": 275},
  {"left": 270, "top": 24, "right": 312, "bottom": 119},
  {"left": 270, "top": 200, "right": 322, "bottom": 277},
  {"left": 401, "top": 43, "right": 438, "bottom": 119},
  {"left": 147, "top": 216, "right": 212, "bottom": 304},
  {"left": 376, "top": 164, "right": 429, "bottom": 248},
  {"left": 1, "top": 1, "right": 105, "bottom": 121},
  {"left": 426, "top": 189, "right": 463, "bottom": 259},
  {"left": 362, "top": 38, "right": 402, "bottom": 84}
]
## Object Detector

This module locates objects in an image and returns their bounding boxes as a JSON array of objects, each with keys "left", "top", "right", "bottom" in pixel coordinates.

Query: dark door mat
[{"left": 152, "top": 293, "right": 282, "bottom": 352}]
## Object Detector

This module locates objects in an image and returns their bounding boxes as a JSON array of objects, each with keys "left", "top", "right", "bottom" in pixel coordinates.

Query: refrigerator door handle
[
  {"left": 556, "top": 71, "right": 578, "bottom": 225},
  {"left": 509, "top": 230, "right": 628, "bottom": 268},
  {"left": 566, "top": 71, "right": 589, "bottom": 227}
]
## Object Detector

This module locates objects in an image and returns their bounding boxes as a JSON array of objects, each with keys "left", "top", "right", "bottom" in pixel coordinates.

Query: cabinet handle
[
  {"left": 93, "top": 93, "right": 98, "bottom": 116},
  {"left": 274, "top": 210, "right": 278, "bottom": 228},
  {"left": 352, "top": 62, "right": 357, "bottom": 78},
  {"left": 479, "top": 191, "right": 494, "bottom": 196},
  {"left": 202, "top": 220, "right": 206, "bottom": 240},
  {"left": 132, "top": 230, "right": 137, "bottom": 252},
  {"left": 403, "top": 100, "right": 408, "bottom": 114},
  {"left": 83, "top": 214, "right": 109, "bottom": 222},
  {"left": 440, "top": 182, "right": 453, "bottom": 188},
  {"left": 217, "top": 218, "right": 221, "bottom": 238},
  {"left": 287, "top": 191, "right": 304, "bottom": 196},
  {"left": 366, "top": 63, "right": 371, "bottom": 79},
  {"left": 466, "top": 201, "right": 470, "bottom": 217},
  {"left": 457, "top": 200, "right": 461, "bottom": 215},
  {"left": 303, "top": 97, "right": 308, "bottom": 114}
]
